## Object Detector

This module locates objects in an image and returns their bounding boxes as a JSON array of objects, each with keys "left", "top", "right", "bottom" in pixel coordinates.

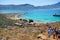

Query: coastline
[
  {"left": 0, "top": 12, "right": 60, "bottom": 28},
  {"left": 18, "top": 17, "right": 60, "bottom": 24},
  {"left": 0, "top": 12, "right": 60, "bottom": 24},
  {"left": 0, "top": 13, "right": 24, "bottom": 20},
  {"left": 0, "top": 13, "right": 60, "bottom": 40}
]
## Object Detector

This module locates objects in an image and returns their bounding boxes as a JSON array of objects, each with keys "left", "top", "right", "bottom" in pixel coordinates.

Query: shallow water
[{"left": 0, "top": 9, "right": 60, "bottom": 23}]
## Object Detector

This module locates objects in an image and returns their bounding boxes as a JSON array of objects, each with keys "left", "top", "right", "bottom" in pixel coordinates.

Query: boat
[{"left": 53, "top": 14, "right": 60, "bottom": 17}]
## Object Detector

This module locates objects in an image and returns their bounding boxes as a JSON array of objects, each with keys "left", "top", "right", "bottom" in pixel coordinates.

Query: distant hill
[
  {"left": 0, "top": 2, "right": 60, "bottom": 10},
  {"left": 0, "top": 4, "right": 35, "bottom": 10},
  {"left": 36, "top": 2, "right": 60, "bottom": 9}
]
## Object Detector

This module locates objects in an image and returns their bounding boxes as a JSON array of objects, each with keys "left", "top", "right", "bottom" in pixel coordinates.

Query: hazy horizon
[{"left": 0, "top": 0, "right": 60, "bottom": 6}]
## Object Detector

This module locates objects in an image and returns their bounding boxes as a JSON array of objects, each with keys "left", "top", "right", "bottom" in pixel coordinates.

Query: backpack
[{"left": 56, "top": 29, "right": 60, "bottom": 34}]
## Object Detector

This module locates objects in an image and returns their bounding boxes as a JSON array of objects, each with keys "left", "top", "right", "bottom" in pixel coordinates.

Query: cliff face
[{"left": 0, "top": 2, "right": 60, "bottom": 10}]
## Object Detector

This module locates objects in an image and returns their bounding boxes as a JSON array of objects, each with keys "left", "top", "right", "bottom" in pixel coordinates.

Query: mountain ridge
[{"left": 0, "top": 2, "right": 60, "bottom": 10}]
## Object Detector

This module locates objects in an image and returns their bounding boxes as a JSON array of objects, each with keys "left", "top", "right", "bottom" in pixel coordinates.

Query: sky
[{"left": 0, "top": 0, "right": 60, "bottom": 6}]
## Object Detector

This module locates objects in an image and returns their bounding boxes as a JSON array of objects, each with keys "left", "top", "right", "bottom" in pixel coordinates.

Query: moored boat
[{"left": 53, "top": 14, "right": 60, "bottom": 17}]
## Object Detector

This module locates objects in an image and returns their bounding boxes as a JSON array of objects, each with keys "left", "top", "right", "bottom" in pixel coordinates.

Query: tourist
[
  {"left": 52, "top": 26, "right": 56, "bottom": 39},
  {"left": 48, "top": 26, "right": 53, "bottom": 38},
  {"left": 56, "top": 29, "right": 60, "bottom": 40}
]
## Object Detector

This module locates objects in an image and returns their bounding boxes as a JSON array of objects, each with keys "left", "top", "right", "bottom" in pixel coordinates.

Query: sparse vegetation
[
  {"left": 0, "top": 14, "right": 16, "bottom": 28},
  {"left": 0, "top": 14, "right": 60, "bottom": 40}
]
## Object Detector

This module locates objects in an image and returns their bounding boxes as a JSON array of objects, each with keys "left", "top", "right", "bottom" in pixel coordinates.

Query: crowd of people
[{"left": 47, "top": 24, "right": 60, "bottom": 40}]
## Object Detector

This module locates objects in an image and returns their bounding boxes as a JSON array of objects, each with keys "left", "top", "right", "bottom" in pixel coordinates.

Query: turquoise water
[{"left": 0, "top": 9, "right": 60, "bottom": 23}]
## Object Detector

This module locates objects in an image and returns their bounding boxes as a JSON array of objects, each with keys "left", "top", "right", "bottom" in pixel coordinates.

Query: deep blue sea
[{"left": 0, "top": 9, "right": 60, "bottom": 23}]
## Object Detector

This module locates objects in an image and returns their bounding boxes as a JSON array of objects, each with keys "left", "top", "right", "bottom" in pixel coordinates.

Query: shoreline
[
  {"left": 0, "top": 13, "right": 60, "bottom": 24},
  {"left": 19, "top": 17, "right": 60, "bottom": 24},
  {"left": 0, "top": 13, "right": 24, "bottom": 20},
  {"left": 0, "top": 13, "right": 60, "bottom": 40}
]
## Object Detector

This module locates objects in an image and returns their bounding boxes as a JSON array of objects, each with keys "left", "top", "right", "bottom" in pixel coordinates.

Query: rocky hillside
[
  {"left": 0, "top": 14, "right": 16, "bottom": 27},
  {"left": 0, "top": 14, "right": 60, "bottom": 40}
]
